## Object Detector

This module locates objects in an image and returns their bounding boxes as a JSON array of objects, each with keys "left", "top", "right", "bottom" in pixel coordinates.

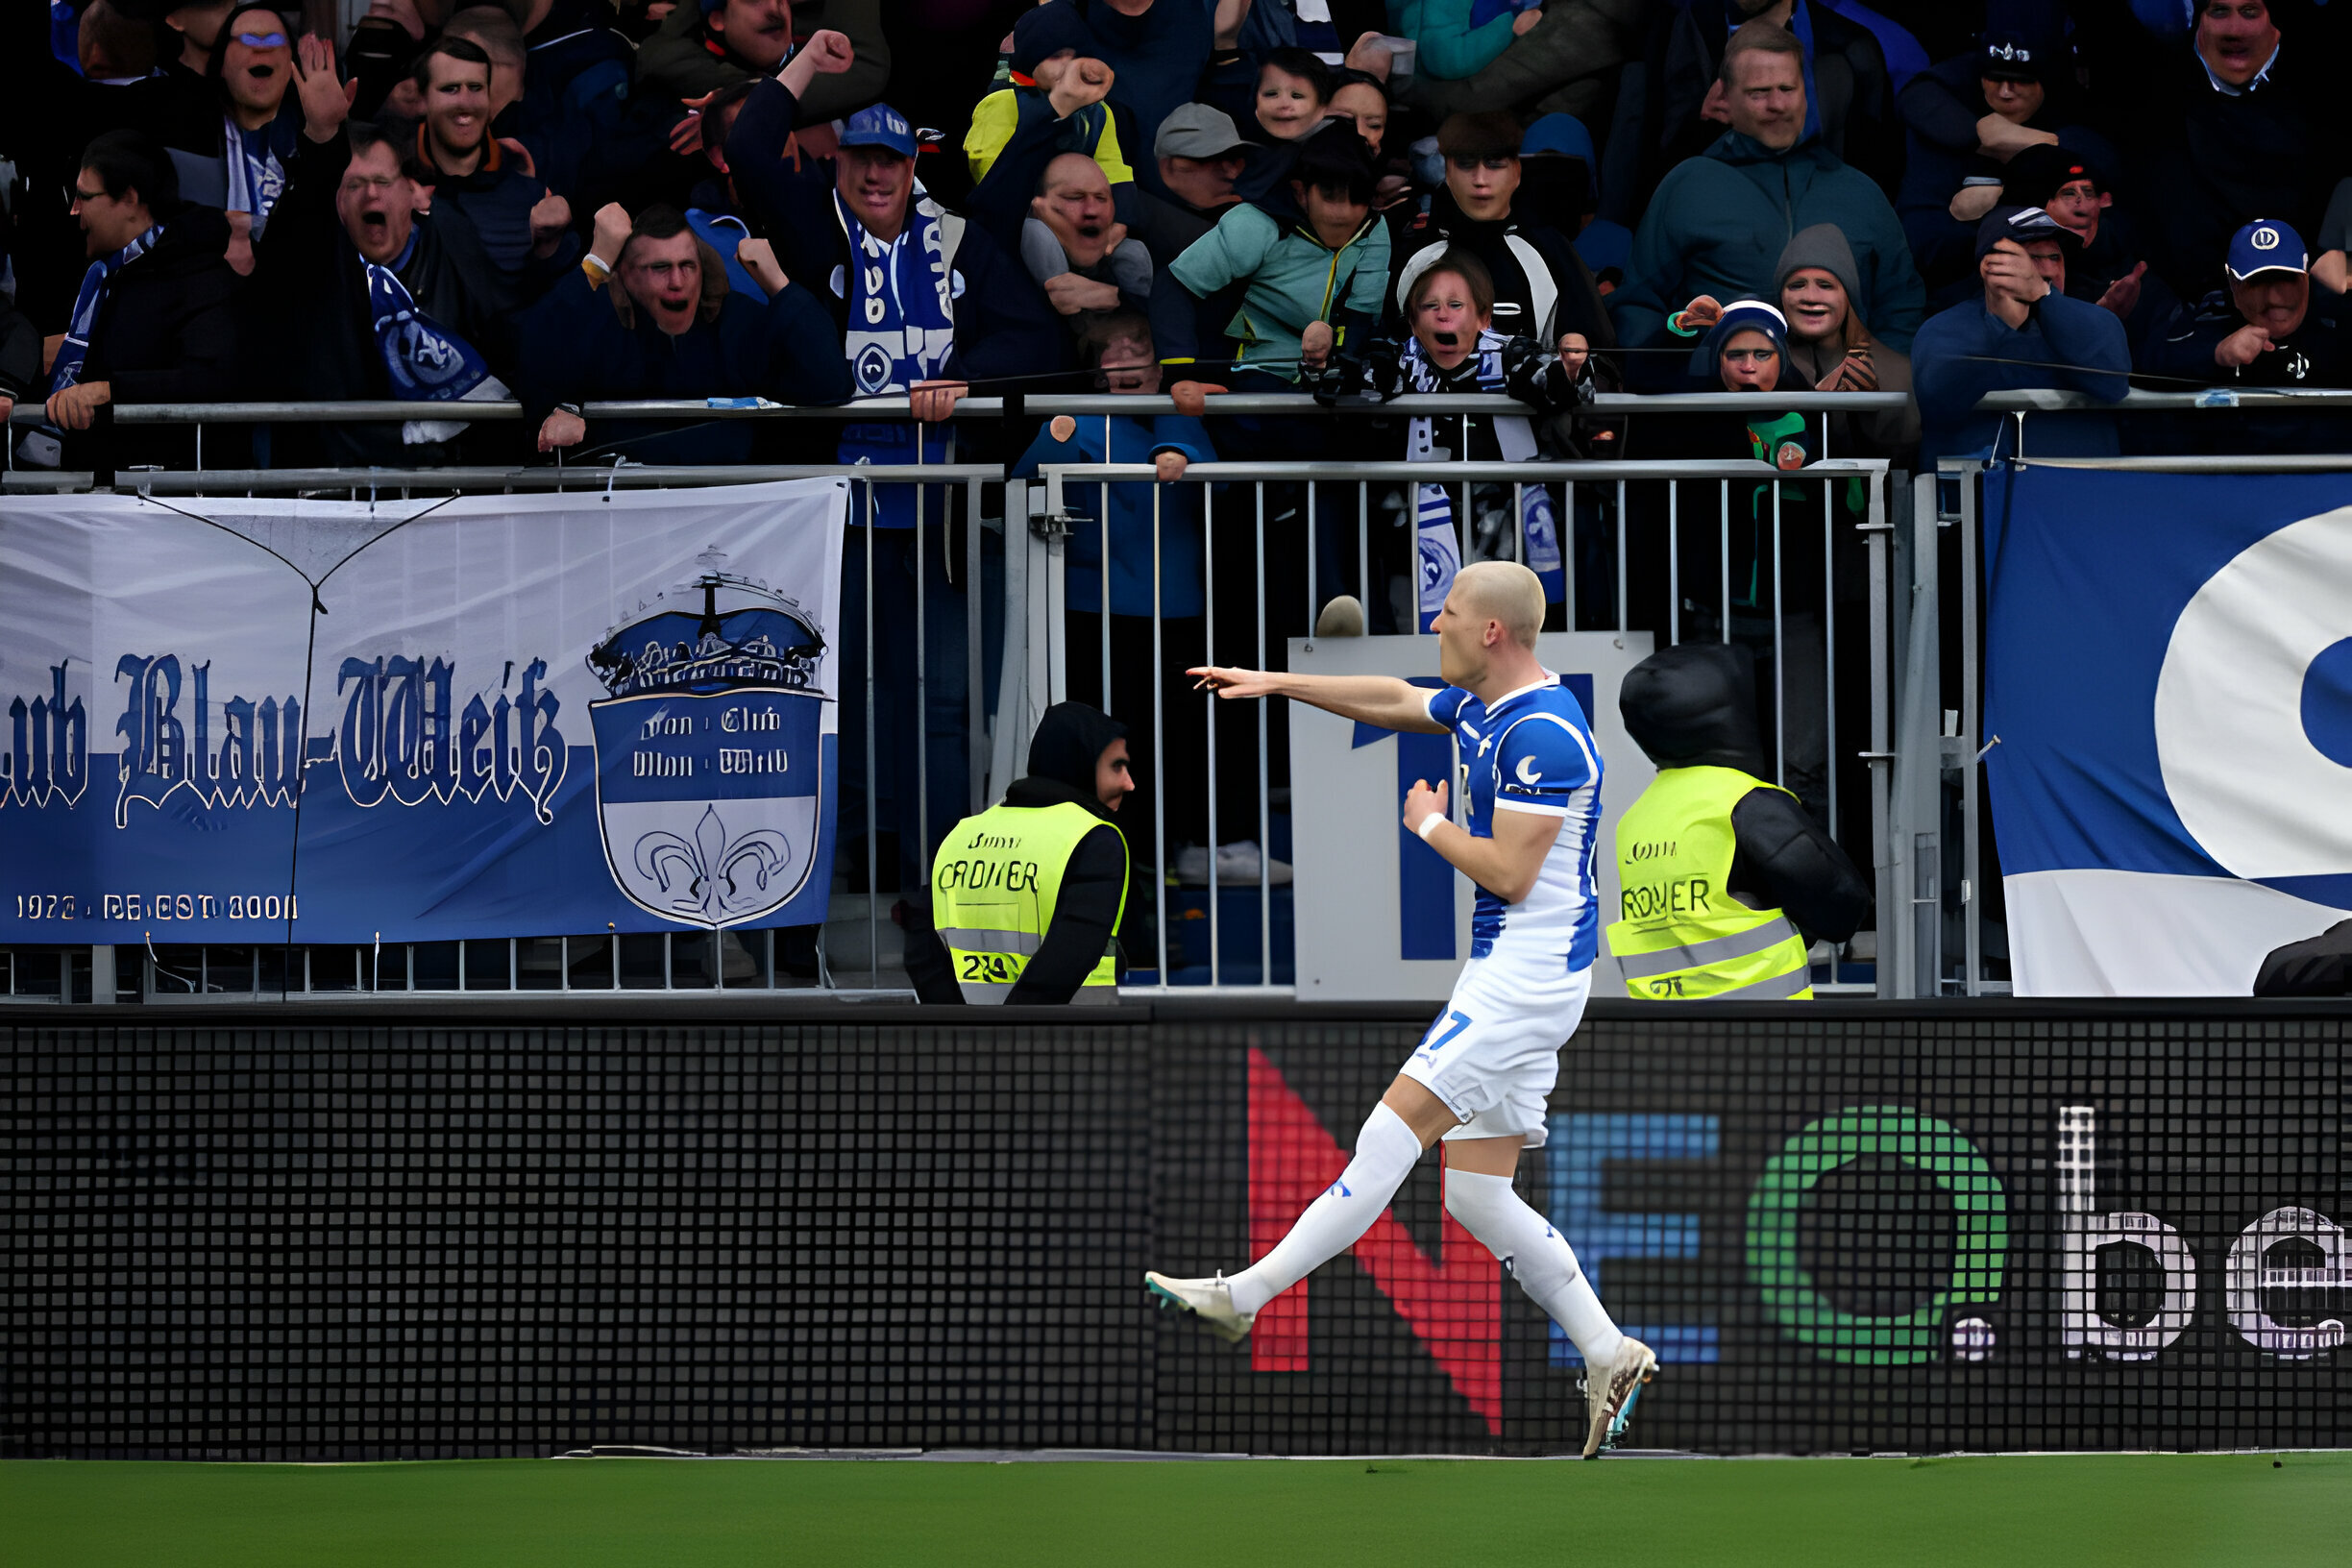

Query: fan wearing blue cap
[
  {"left": 1907, "top": 204, "right": 2130, "bottom": 463},
  {"left": 2144, "top": 218, "right": 2352, "bottom": 392}
]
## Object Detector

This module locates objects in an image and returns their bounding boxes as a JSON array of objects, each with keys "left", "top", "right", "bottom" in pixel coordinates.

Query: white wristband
[{"left": 1415, "top": 813, "right": 1447, "bottom": 843}]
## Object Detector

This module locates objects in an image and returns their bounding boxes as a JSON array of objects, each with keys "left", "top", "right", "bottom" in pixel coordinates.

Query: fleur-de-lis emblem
[{"left": 633, "top": 804, "right": 793, "bottom": 919}]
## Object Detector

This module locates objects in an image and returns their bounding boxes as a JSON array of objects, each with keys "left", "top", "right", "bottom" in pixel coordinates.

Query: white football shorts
[{"left": 1396, "top": 951, "right": 1592, "bottom": 1148}]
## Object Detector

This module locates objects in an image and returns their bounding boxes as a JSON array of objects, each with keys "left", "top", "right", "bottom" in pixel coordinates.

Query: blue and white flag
[
  {"left": 1984, "top": 466, "right": 2352, "bottom": 994},
  {"left": 0, "top": 481, "right": 847, "bottom": 945}
]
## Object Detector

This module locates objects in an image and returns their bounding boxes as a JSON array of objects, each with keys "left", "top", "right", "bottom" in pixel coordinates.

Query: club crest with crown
[{"left": 588, "top": 549, "right": 831, "bottom": 928}]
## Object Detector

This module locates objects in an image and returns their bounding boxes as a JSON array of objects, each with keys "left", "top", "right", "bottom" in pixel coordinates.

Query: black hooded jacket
[
  {"left": 907, "top": 702, "right": 1135, "bottom": 1005},
  {"left": 1619, "top": 644, "right": 1871, "bottom": 943}
]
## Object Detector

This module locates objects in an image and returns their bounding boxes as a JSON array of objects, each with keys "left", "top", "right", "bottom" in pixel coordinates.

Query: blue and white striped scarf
[
  {"left": 365, "top": 231, "right": 509, "bottom": 444},
  {"left": 223, "top": 113, "right": 292, "bottom": 237},
  {"left": 48, "top": 223, "right": 162, "bottom": 394},
  {"left": 1400, "top": 331, "right": 1564, "bottom": 622},
  {"left": 834, "top": 187, "right": 958, "bottom": 527}
]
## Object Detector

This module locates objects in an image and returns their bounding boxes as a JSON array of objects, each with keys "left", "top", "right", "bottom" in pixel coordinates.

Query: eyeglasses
[
  {"left": 1722, "top": 348, "right": 1779, "bottom": 363},
  {"left": 1449, "top": 156, "right": 1514, "bottom": 172},
  {"left": 235, "top": 31, "right": 289, "bottom": 48}
]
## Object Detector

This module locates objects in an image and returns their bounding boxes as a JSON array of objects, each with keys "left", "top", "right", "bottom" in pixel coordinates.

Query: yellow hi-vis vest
[
  {"left": 1607, "top": 765, "right": 1814, "bottom": 1001},
  {"left": 931, "top": 800, "right": 1128, "bottom": 1004}
]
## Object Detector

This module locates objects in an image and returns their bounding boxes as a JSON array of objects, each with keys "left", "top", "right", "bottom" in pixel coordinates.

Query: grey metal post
[
  {"left": 1960, "top": 466, "right": 1985, "bottom": 993},
  {"left": 1859, "top": 475, "right": 1897, "bottom": 998}
]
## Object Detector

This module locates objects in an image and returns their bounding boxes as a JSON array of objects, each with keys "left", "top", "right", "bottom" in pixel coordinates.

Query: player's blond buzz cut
[{"left": 1452, "top": 560, "right": 1546, "bottom": 649}]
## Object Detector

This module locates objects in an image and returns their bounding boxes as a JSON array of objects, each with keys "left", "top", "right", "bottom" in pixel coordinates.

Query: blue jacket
[
  {"left": 1052, "top": 0, "right": 1213, "bottom": 202},
  {"left": 1014, "top": 411, "right": 1215, "bottom": 616},
  {"left": 1608, "top": 131, "right": 1925, "bottom": 357},
  {"left": 1910, "top": 290, "right": 2130, "bottom": 463},
  {"left": 516, "top": 269, "right": 853, "bottom": 465}
]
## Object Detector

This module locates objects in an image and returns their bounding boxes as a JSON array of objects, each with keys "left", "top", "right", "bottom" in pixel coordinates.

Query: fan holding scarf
[{"left": 246, "top": 34, "right": 516, "bottom": 468}]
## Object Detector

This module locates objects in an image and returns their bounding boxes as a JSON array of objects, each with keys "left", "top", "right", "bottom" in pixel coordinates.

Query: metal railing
[{"left": 3, "top": 428, "right": 1908, "bottom": 1001}]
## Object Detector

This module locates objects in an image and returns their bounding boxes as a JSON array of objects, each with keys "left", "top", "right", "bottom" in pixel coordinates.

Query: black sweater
[{"left": 906, "top": 775, "right": 1133, "bottom": 1006}]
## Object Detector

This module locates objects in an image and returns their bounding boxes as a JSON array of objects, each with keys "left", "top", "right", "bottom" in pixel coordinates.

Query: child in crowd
[
  {"left": 1170, "top": 124, "right": 1388, "bottom": 389},
  {"left": 965, "top": 5, "right": 1134, "bottom": 208},
  {"left": 1322, "top": 249, "right": 1589, "bottom": 627},
  {"left": 1251, "top": 48, "right": 1335, "bottom": 143}
]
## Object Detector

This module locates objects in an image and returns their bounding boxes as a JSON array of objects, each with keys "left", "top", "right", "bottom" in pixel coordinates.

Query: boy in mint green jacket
[{"left": 1168, "top": 124, "right": 1389, "bottom": 388}]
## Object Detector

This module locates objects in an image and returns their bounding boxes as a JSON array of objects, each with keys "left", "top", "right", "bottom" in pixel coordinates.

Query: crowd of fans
[
  {"left": 7, "top": 1, "right": 2352, "bottom": 473},
  {"left": 7, "top": 0, "right": 2352, "bottom": 905}
]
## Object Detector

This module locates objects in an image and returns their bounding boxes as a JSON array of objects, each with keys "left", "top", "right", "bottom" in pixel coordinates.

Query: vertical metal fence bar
[
  {"left": 1772, "top": 478, "right": 1785, "bottom": 787},
  {"left": 916, "top": 473, "right": 931, "bottom": 893},
  {"left": 1824, "top": 477, "right": 1839, "bottom": 870},
  {"left": 1101, "top": 472, "right": 1113, "bottom": 714},
  {"left": 1719, "top": 480, "right": 1731, "bottom": 644},
  {"left": 1152, "top": 480, "right": 1169, "bottom": 990},
  {"left": 1307, "top": 481, "right": 1318, "bottom": 629},
  {"left": 1563, "top": 480, "right": 1576, "bottom": 629},
  {"left": 1358, "top": 479, "right": 1370, "bottom": 614},
  {"left": 864, "top": 478, "right": 879, "bottom": 989},
  {"left": 1668, "top": 482, "right": 1680, "bottom": 646},
  {"left": 1205, "top": 478, "right": 1220, "bottom": 989},
  {"left": 1962, "top": 469, "right": 1984, "bottom": 994},
  {"left": 1256, "top": 481, "right": 1271, "bottom": 985},
  {"left": 1864, "top": 477, "right": 1895, "bottom": 998},
  {"left": 966, "top": 477, "right": 985, "bottom": 814},
  {"left": 1615, "top": 478, "right": 1629, "bottom": 633}
]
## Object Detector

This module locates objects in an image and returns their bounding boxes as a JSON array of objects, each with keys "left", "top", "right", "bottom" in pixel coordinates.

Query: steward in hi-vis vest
[
  {"left": 1606, "top": 644, "right": 1869, "bottom": 1000},
  {"left": 906, "top": 702, "right": 1134, "bottom": 1005}
]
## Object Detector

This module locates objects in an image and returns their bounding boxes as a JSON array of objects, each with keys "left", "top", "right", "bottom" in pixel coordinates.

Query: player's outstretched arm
[{"left": 1188, "top": 666, "right": 1448, "bottom": 733}]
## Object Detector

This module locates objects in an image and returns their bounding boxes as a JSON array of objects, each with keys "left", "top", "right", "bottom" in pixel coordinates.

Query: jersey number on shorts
[{"left": 1416, "top": 1009, "right": 1474, "bottom": 1058}]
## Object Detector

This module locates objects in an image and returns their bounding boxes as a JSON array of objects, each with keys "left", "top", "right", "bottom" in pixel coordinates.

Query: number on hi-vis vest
[{"left": 958, "top": 951, "right": 1027, "bottom": 983}]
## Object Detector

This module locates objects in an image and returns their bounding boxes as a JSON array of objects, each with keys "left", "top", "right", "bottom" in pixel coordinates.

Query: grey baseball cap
[{"left": 1155, "top": 103, "right": 1250, "bottom": 160}]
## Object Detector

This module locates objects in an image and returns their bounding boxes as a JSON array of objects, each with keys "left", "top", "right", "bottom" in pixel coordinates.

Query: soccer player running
[{"left": 1145, "top": 561, "right": 1655, "bottom": 1458}]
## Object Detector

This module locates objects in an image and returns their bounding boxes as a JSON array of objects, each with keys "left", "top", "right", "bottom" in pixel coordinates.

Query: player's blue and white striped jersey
[{"left": 1425, "top": 674, "right": 1604, "bottom": 972}]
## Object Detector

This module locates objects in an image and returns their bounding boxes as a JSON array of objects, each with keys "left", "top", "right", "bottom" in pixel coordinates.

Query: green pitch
[{"left": 6, "top": 1453, "right": 2345, "bottom": 1567}]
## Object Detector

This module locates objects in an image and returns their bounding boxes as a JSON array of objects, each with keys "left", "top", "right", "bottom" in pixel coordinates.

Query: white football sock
[
  {"left": 1444, "top": 1167, "right": 1625, "bottom": 1366},
  {"left": 1226, "top": 1101, "right": 1424, "bottom": 1318}
]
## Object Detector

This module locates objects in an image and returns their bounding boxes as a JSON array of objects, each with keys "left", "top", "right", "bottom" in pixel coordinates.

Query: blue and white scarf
[
  {"left": 223, "top": 113, "right": 291, "bottom": 237},
  {"left": 833, "top": 187, "right": 960, "bottom": 527},
  {"left": 365, "top": 232, "right": 509, "bottom": 445},
  {"left": 1400, "top": 331, "right": 1564, "bottom": 624},
  {"left": 48, "top": 223, "right": 162, "bottom": 395}
]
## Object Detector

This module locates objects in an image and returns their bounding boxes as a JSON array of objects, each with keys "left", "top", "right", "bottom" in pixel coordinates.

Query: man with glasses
[
  {"left": 515, "top": 199, "right": 848, "bottom": 465},
  {"left": 29, "top": 127, "right": 237, "bottom": 473},
  {"left": 249, "top": 33, "right": 514, "bottom": 467},
  {"left": 1390, "top": 111, "right": 1614, "bottom": 367}
]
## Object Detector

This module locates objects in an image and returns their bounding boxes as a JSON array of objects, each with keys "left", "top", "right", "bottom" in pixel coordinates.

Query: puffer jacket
[
  {"left": 1168, "top": 202, "right": 1391, "bottom": 382},
  {"left": 1608, "top": 129, "right": 1924, "bottom": 355}
]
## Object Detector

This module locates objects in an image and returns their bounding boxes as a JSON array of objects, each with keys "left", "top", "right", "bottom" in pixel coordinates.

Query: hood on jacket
[
  {"left": 1620, "top": 642, "right": 1770, "bottom": 774},
  {"left": 1774, "top": 222, "right": 1862, "bottom": 306},
  {"left": 1024, "top": 699, "right": 1127, "bottom": 799}
]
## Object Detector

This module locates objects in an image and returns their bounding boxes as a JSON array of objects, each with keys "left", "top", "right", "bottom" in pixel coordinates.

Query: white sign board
[{"left": 1288, "top": 632, "right": 1656, "bottom": 1002}]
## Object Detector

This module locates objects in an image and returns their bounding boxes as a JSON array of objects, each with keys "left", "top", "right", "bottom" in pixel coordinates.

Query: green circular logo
[{"left": 1745, "top": 1106, "right": 2008, "bottom": 1365}]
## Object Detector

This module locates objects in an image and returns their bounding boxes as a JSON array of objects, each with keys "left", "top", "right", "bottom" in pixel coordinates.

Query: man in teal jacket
[{"left": 1608, "top": 19, "right": 1923, "bottom": 361}]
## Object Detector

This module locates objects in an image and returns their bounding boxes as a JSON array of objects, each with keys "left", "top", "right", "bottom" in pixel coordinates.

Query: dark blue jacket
[
  {"left": 516, "top": 268, "right": 853, "bottom": 464},
  {"left": 1911, "top": 289, "right": 2131, "bottom": 462}
]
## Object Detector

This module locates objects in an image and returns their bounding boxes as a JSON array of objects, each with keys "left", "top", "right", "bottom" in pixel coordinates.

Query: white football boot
[
  {"left": 1581, "top": 1337, "right": 1659, "bottom": 1458},
  {"left": 1144, "top": 1271, "right": 1256, "bottom": 1344}
]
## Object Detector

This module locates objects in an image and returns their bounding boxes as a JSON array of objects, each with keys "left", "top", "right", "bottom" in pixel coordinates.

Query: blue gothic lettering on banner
[{"left": 0, "top": 482, "right": 847, "bottom": 945}]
